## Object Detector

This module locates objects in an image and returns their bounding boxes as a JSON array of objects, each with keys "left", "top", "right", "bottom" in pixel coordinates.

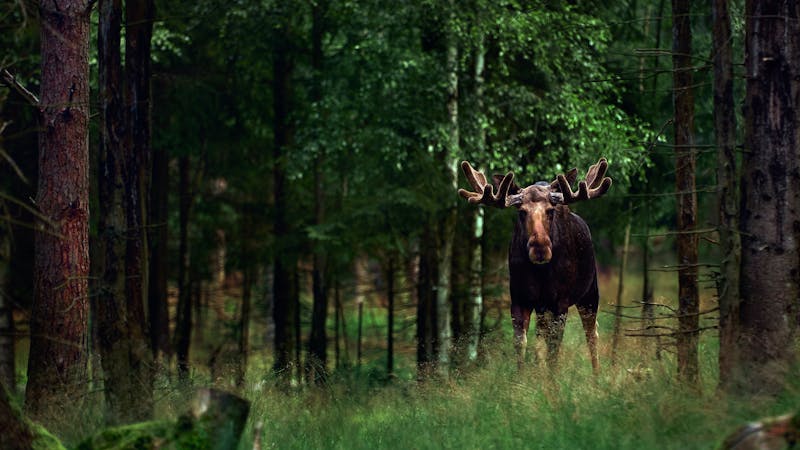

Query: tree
[
  {"left": 271, "top": 3, "right": 296, "bottom": 381},
  {"left": 734, "top": 0, "right": 800, "bottom": 391},
  {"left": 672, "top": 0, "right": 699, "bottom": 385},
  {"left": 307, "top": 0, "right": 330, "bottom": 385},
  {"left": 713, "top": 0, "right": 740, "bottom": 388},
  {"left": 25, "top": 0, "right": 91, "bottom": 422}
]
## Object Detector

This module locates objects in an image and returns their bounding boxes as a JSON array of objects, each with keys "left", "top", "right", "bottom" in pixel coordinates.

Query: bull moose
[{"left": 458, "top": 158, "right": 612, "bottom": 372}]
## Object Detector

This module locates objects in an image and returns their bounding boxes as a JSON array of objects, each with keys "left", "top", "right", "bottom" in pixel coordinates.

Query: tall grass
[{"left": 242, "top": 322, "right": 800, "bottom": 450}]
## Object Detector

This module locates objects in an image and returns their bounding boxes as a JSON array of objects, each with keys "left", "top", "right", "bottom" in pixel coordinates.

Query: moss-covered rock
[{"left": 76, "top": 389, "right": 249, "bottom": 450}]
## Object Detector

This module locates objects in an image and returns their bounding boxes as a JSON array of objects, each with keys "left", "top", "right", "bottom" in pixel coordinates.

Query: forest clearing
[{"left": 2, "top": 0, "right": 800, "bottom": 449}]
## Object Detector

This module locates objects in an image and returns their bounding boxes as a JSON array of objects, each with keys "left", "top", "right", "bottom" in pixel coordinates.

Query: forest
[{"left": 1, "top": 0, "right": 800, "bottom": 448}]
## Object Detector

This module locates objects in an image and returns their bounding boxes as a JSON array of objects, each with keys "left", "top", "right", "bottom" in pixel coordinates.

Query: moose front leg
[
  {"left": 511, "top": 304, "right": 532, "bottom": 370},
  {"left": 535, "top": 311, "right": 567, "bottom": 369}
]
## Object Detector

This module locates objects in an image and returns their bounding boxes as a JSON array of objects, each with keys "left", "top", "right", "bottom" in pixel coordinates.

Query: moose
[{"left": 458, "top": 158, "right": 612, "bottom": 372}]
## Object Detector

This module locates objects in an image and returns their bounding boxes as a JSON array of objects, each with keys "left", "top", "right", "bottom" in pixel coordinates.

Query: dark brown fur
[{"left": 507, "top": 185, "right": 599, "bottom": 371}]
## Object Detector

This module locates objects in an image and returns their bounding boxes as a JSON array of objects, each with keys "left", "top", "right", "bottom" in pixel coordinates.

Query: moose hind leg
[
  {"left": 511, "top": 304, "right": 532, "bottom": 369},
  {"left": 577, "top": 305, "right": 600, "bottom": 374},
  {"left": 545, "top": 312, "right": 567, "bottom": 368}
]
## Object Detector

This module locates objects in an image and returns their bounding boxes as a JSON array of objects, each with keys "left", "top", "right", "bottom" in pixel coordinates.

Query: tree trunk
[
  {"left": 611, "top": 214, "right": 631, "bottom": 366},
  {"left": 713, "top": 0, "right": 741, "bottom": 389},
  {"left": 176, "top": 155, "right": 193, "bottom": 381},
  {"left": 672, "top": 0, "right": 699, "bottom": 385},
  {"left": 1, "top": 382, "right": 65, "bottom": 450},
  {"left": 307, "top": 0, "right": 328, "bottom": 385},
  {"left": 416, "top": 229, "right": 437, "bottom": 376},
  {"left": 386, "top": 256, "right": 395, "bottom": 376},
  {"left": 95, "top": 0, "right": 152, "bottom": 424},
  {"left": 466, "top": 36, "right": 486, "bottom": 363},
  {"left": 640, "top": 205, "right": 658, "bottom": 359},
  {"left": 433, "top": 3, "right": 459, "bottom": 379},
  {"left": 147, "top": 134, "right": 170, "bottom": 360},
  {"left": 334, "top": 278, "right": 340, "bottom": 369},
  {"left": 0, "top": 249, "right": 13, "bottom": 389},
  {"left": 736, "top": 0, "right": 800, "bottom": 391},
  {"left": 236, "top": 266, "right": 253, "bottom": 388},
  {"left": 25, "top": 0, "right": 91, "bottom": 421},
  {"left": 271, "top": 8, "right": 294, "bottom": 381},
  {"left": 122, "top": 0, "right": 154, "bottom": 410}
]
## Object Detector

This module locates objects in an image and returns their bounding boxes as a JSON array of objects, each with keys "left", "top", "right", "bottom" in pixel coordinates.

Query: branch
[
  {"left": 0, "top": 69, "right": 39, "bottom": 106},
  {"left": 625, "top": 325, "right": 718, "bottom": 338}
]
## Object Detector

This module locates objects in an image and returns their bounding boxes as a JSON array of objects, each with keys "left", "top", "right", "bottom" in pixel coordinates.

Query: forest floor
[{"left": 10, "top": 248, "right": 799, "bottom": 449}]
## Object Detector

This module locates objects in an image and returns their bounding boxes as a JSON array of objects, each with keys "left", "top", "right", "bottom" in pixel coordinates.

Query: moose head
[
  {"left": 459, "top": 158, "right": 612, "bottom": 264},
  {"left": 458, "top": 158, "right": 612, "bottom": 372}
]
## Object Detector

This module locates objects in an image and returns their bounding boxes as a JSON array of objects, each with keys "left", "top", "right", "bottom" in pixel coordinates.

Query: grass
[
  {"left": 238, "top": 323, "right": 799, "bottom": 450},
  {"left": 12, "top": 252, "right": 800, "bottom": 449}
]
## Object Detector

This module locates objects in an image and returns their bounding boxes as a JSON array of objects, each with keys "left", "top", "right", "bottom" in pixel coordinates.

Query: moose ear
[{"left": 493, "top": 174, "right": 520, "bottom": 195}]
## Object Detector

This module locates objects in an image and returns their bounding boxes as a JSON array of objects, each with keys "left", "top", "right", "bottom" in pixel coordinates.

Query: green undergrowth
[{"left": 242, "top": 329, "right": 800, "bottom": 450}]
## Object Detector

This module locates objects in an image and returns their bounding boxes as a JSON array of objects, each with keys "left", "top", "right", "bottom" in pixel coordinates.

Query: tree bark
[
  {"left": 95, "top": 0, "right": 152, "bottom": 424},
  {"left": 307, "top": 0, "right": 328, "bottom": 384},
  {"left": 611, "top": 214, "right": 631, "bottom": 366},
  {"left": 433, "top": 2, "right": 459, "bottom": 378},
  {"left": 123, "top": 0, "right": 154, "bottom": 412},
  {"left": 736, "top": 0, "right": 800, "bottom": 391},
  {"left": 147, "top": 136, "right": 170, "bottom": 360},
  {"left": 416, "top": 228, "right": 437, "bottom": 376},
  {"left": 713, "top": 0, "right": 741, "bottom": 389},
  {"left": 25, "top": 0, "right": 91, "bottom": 421},
  {"left": 672, "top": 0, "right": 699, "bottom": 385},
  {"left": 175, "top": 155, "right": 193, "bottom": 381},
  {"left": 386, "top": 256, "right": 395, "bottom": 376},
  {"left": 0, "top": 271, "right": 14, "bottom": 389},
  {"left": 466, "top": 36, "right": 486, "bottom": 363},
  {"left": 1, "top": 382, "right": 65, "bottom": 450},
  {"left": 271, "top": 6, "right": 294, "bottom": 381},
  {"left": 236, "top": 266, "right": 253, "bottom": 388}
]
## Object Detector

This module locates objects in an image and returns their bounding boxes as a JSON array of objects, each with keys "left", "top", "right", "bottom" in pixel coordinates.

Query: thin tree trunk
[
  {"left": 25, "top": 0, "right": 91, "bottom": 422},
  {"left": 0, "top": 279, "right": 13, "bottom": 390},
  {"left": 237, "top": 267, "right": 253, "bottom": 388},
  {"left": 175, "top": 155, "right": 193, "bottom": 381},
  {"left": 357, "top": 299, "right": 363, "bottom": 367},
  {"left": 147, "top": 139, "right": 170, "bottom": 360},
  {"left": 292, "top": 268, "right": 301, "bottom": 383},
  {"left": 387, "top": 256, "right": 395, "bottom": 376},
  {"left": 271, "top": 8, "right": 294, "bottom": 381},
  {"left": 307, "top": 0, "right": 328, "bottom": 386},
  {"left": 713, "top": 0, "right": 741, "bottom": 390},
  {"left": 333, "top": 278, "right": 340, "bottom": 369},
  {"left": 416, "top": 232, "right": 436, "bottom": 376},
  {"left": 640, "top": 203, "right": 658, "bottom": 359},
  {"left": 466, "top": 35, "right": 486, "bottom": 363},
  {"left": 611, "top": 214, "right": 632, "bottom": 366},
  {"left": 672, "top": 0, "right": 699, "bottom": 385},
  {"left": 434, "top": 2, "right": 459, "bottom": 378},
  {"left": 735, "top": 0, "right": 800, "bottom": 392}
]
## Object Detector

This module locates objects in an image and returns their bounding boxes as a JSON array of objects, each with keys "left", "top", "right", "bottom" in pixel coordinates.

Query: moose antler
[
  {"left": 553, "top": 158, "right": 612, "bottom": 204},
  {"left": 458, "top": 161, "right": 515, "bottom": 208}
]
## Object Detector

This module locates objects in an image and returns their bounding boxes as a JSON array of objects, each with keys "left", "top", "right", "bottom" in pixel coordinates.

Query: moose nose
[{"left": 527, "top": 238, "right": 552, "bottom": 264}]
